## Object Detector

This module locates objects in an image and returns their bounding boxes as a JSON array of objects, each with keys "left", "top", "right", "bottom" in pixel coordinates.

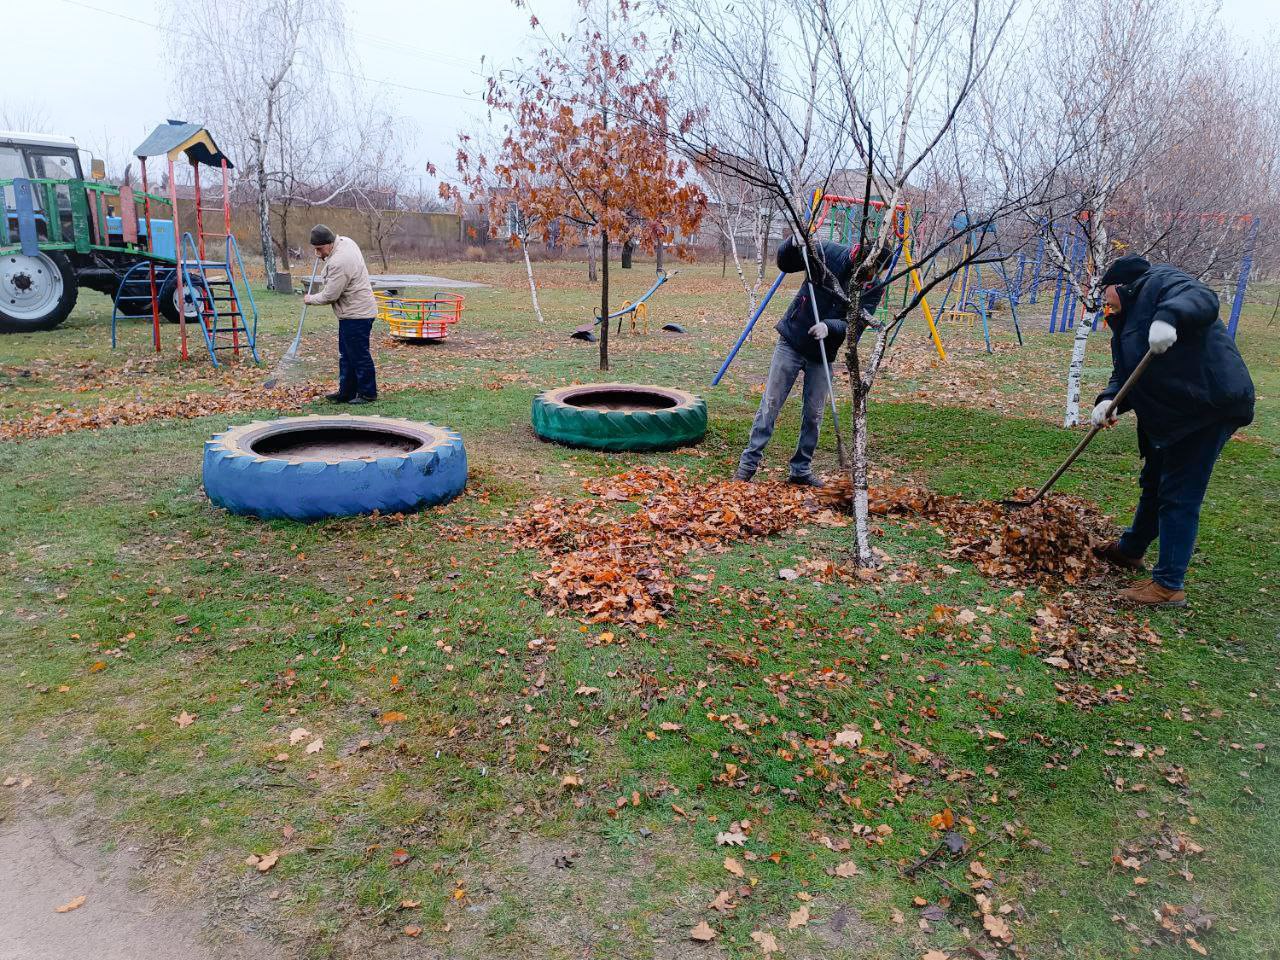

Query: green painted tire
[{"left": 531, "top": 383, "right": 707, "bottom": 452}]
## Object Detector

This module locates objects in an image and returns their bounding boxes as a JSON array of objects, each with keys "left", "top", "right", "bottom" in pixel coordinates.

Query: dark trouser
[
  {"left": 1118, "top": 421, "right": 1235, "bottom": 590},
  {"left": 337, "top": 318, "right": 377, "bottom": 399},
  {"left": 737, "top": 338, "right": 828, "bottom": 479}
]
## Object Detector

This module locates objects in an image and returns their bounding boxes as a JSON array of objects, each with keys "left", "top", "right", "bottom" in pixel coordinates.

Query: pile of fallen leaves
[
  {"left": 857, "top": 480, "right": 1162, "bottom": 688},
  {"left": 515, "top": 467, "right": 1161, "bottom": 701},
  {"left": 864, "top": 483, "right": 1113, "bottom": 586},
  {"left": 0, "top": 383, "right": 327, "bottom": 442},
  {"left": 509, "top": 466, "right": 833, "bottom": 625}
]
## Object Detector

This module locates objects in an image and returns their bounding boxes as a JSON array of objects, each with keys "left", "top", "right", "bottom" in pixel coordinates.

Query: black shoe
[
  {"left": 347, "top": 395, "right": 376, "bottom": 405},
  {"left": 787, "top": 473, "right": 824, "bottom": 488},
  {"left": 733, "top": 468, "right": 756, "bottom": 482},
  {"left": 324, "top": 392, "right": 353, "bottom": 403}
]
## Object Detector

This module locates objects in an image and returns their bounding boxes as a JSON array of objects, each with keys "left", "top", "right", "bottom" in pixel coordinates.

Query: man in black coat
[
  {"left": 1090, "top": 254, "right": 1255, "bottom": 606},
  {"left": 734, "top": 236, "right": 886, "bottom": 486}
]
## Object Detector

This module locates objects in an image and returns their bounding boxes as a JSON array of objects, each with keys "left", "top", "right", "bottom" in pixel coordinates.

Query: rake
[
  {"left": 1001, "top": 348, "right": 1154, "bottom": 509},
  {"left": 263, "top": 257, "right": 321, "bottom": 389},
  {"left": 797, "top": 238, "right": 848, "bottom": 469}
]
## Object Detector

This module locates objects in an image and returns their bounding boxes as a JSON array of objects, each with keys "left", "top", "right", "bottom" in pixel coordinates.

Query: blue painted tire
[{"left": 203, "top": 414, "right": 466, "bottom": 521}]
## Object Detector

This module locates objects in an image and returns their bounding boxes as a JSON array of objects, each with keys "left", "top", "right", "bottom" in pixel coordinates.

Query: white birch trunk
[
  {"left": 1062, "top": 317, "right": 1092, "bottom": 426},
  {"left": 726, "top": 229, "right": 754, "bottom": 314},
  {"left": 1062, "top": 212, "right": 1108, "bottom": 427},
  {"left": 520, "top": 237, "right": 545, "bottom": 323}
]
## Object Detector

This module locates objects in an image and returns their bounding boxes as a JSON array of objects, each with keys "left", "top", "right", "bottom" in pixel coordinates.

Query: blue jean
[
  {"left": 1118, "top": 422, "right": 1235, "bottom": 590},
  {"left": 338, "top": 318, "right": 377, "bottom": 399},
  {"left": 738, "top": 338, "right": 829, "bottom": 478}
]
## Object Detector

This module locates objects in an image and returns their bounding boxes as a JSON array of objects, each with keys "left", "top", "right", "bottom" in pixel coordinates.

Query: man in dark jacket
[
  {"left": 1090, "top": 254, "right": 1255, "bottom": 606},
  {"left": 734, "top": 236, "right": 885, "bottom": 486}
]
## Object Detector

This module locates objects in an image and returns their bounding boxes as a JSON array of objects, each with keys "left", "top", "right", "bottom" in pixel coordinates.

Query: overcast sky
[{"left": 4, "top": 0, "right": 1276, "bottom": 187}]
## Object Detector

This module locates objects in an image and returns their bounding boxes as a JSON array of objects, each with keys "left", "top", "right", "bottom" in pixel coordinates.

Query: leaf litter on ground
[{"left": 508, "top": 466, "right": 1162, "bottom": 701}]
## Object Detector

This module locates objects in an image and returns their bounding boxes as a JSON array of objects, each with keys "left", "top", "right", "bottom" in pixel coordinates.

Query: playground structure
[
  {"left": 1, "top": 123, "right": 259, "bottom": 364},
  {"left": 111, "top": 121, "right": 259, "bottom": 365},
  {"left": 377, "top": 291, "right": 464, "bottom": 341},
  {"left": 712, "top": 190, "right": 944, "bottom": 385},
  {"left": 574, "top": 269, "right": 678, "bottom": 341},
  {"left": 1009, "top": 212, "right": 1260, "bottom": 339},
  {"left": 931, "top": 212, "right": 1024, "bottom": 353}
]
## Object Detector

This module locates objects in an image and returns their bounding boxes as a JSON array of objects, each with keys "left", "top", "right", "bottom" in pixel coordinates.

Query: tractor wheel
[
  {"left": 203, "top": 415, "right": 468, "bottom": 521},
  {"left": 158, "top": 273, "right": 210, "bottom": 325},
  {"left": 0, "top": 251, "right": 78, "bottom": 333},
  {"left": 531, "top": 383, "right": 707, "bottom": 451}
]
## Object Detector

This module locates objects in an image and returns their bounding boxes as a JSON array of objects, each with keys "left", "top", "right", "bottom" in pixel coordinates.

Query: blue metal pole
[
  {"left": 1029, "top": 230, "right": 1046, "bottom": 304},
  {"left": 1049, "top": 238, "right": 1066, "bottom": 334},
  {"left": 711, "top": 270, "right": 788, "bottom": 385},
  {"left": 1227, "top": 216, "right": 1258, "bottom": 340}
]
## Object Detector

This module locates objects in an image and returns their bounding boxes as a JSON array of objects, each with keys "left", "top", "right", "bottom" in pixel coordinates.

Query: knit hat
[
  {"left": 1098, "top": 254, "right": 1150, "bottom": 287},
  {"left": 309, "top": 224, "right": 336, "bottom": 246}
]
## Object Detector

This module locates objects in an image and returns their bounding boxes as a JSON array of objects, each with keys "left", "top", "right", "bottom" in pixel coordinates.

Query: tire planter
[
  {"left": 531, "top": 383, "right": 707, "bottom": 452},
  {"left": 203, "top": 414, "right": 466, "bottom": 521}
]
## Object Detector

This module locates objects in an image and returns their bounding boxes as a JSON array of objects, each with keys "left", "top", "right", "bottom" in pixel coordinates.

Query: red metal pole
[
  {"left": 194, "top": 161, "right": 204, "bottom": 260},
  {"left": 223, "top": 158, "right": 239, "bottom": 356},
  {"left": 221, "top": 158, "right": 232, "bottom": 239},
  {"left": 140, "top": 158, "right": 161, "bottom": 353},
  {"left": 169, "top": 157, "right": 187, "bottom": 360}
]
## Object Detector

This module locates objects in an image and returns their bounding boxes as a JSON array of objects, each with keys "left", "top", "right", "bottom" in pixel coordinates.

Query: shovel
[
  {"left": 1001, "top": 348, "right": 1155, "bottom": 509},
  {"left": 264, "top": 257, "right": 321, "bottom": 389}
]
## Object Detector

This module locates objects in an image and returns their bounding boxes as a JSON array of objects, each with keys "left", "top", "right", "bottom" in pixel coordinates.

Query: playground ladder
[{"left": 178, "top": 231, "right": 260, "bottom": 366}]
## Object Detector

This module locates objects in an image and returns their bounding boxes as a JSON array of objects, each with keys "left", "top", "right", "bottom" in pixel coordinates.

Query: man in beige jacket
[{"left": 303, "top": 224, "right": 379, "bottom": 404}]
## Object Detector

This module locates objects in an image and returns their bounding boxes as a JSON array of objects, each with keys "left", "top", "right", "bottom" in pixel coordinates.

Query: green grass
[{"left": 0, "top": 259, "right": 1276, "bottom": 959}]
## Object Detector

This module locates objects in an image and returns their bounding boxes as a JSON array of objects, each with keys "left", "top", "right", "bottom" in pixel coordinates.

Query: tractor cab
[
  {"left": 0, "top": 131, "right": 85, "bottom": 185},
  {"left": 1, "top": 132, "right": 87, "bottom": 243}
]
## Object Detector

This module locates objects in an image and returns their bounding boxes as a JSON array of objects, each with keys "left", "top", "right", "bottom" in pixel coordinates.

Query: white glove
[
  {"left": 1148, "top": 319, "right": 1177, "bottom": 354},
  {"left": 1091, "top": 400, "right": 1118, "bottom": 428},
  {"left": 808, "top": 321, "right": 829, "bottom": 340}
]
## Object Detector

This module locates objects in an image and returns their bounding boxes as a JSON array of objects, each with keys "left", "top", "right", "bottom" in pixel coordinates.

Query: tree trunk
[
  {"left": 655, "top": 238, "right": 665, "bottom": 275},
  {"left": 621, "top": 238, "right": 633, "bottom": 269},
  {"left": 521, "top": 236, "right": 545, "bottom": 323},
  {"left": 727, "top": 228, "right": 754, "bottom": 314},
  {"left": 845, "top": 321, "right": 890, "bottom": 568},
  {"left": 588, "top": 237, "right": 598, "bottom": 282},
  {"left": 278, "top": 203, "right": 291, "bottom": 272},
  {"left": 256, "top": 166, "right": 277, "bottom": 282},
  {"left": 599, "top": 227, "right": 610, "bottom": 370},
  {"left": 1062, "top": 306, "right": 1096, "bottom": 427}
]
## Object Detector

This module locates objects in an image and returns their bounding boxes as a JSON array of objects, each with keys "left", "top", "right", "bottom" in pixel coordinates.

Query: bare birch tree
[
  {"left": 167, "top": 0, "right": 347, "bottom": 279},
  {"left": 982, "top": 0, "right": 1209, "bottom": 425}
]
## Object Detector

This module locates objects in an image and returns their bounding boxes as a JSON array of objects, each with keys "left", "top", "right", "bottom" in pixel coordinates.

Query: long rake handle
[
  {"left": 798, "top": 239, "right": 848, "bottom": 469},
  {"left": 1017, "top": 348, "right": 1155, "bottom": 506},
  {"left": 286, "top": 257, "right": 322, "bottom": 355}
]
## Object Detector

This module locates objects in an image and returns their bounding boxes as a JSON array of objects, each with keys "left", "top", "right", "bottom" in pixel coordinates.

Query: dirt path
[{"left": 0, "top": 809, "right": 280, "bottom": 960}]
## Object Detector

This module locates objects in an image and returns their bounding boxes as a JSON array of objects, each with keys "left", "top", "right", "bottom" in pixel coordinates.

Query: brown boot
[
  {"left": 1093, "top": 541, "right": 1146, "bottom": 572},
  {"left": 1118, "top": 578, "right": 1187, "bottom": 608}
]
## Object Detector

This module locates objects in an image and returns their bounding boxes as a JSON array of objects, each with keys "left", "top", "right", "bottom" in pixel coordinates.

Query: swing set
[
  {"left": 1012, "top": 211, "right": 1259, "bottom": 340},
  {"left": 712, "top": 189, "right": 945, "bottom": 385},
  {"left": 932, "top": 212, "right": 1024, "bottom": 353}
]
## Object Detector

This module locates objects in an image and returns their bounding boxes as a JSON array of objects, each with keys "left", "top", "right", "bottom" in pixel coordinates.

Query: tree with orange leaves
[{"left": 447, "top": 0, "right": 705, "bottom": 370}]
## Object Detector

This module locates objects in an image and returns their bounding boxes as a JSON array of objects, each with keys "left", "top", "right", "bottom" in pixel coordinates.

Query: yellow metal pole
[{"left": 902, "top": 211, "right": 947, "bottom": 361}]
